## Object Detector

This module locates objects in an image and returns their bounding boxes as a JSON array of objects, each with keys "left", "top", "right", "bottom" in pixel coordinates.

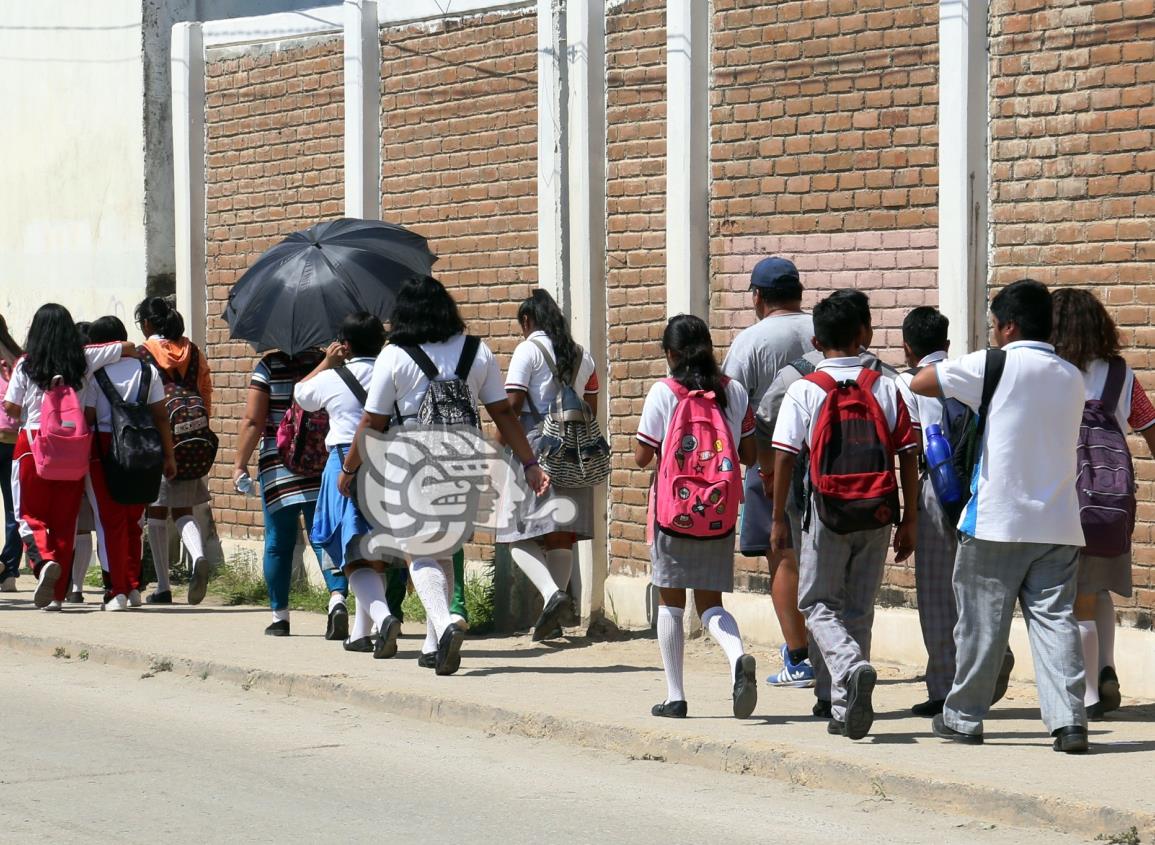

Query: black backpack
[
  {"left": 399, "top": 336, "right": 482, "bottom": 428},
  {"left": 94, "top": 364, "right": 165, "bottom": 505}
]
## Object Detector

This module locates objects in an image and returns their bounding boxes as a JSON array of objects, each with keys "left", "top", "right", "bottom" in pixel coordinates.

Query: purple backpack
[{"left": 1076, "top": 357, "right": 1135, "bottom": 558}]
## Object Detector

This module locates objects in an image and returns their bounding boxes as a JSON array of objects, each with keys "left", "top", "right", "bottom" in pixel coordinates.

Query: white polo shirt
[
  {"left": 293, "top": 357, "right": 375, "bottom": 448},
  {"left": 3, "top": 343, "right": 123, "bottom": 430},
  {"left": 504, "top": 331, "right": 598, "bottom": 415},
  {"left": 934, "top": 340, "right": 1085, "bottom": 546},
  {"left": 365, "top": 334, "right": 507, "bottom": 420},
  {"left": 895, "top": 350, "right": 948, "bottom": 449},
  {"left": 84, "top": 359, "right": 166, "bottom": 430}
]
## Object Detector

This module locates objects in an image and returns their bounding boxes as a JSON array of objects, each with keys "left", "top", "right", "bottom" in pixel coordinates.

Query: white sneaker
[
  {"left": 33, "top": 561, "right": 61, "bottom": 608},
  {"left": 1, "top": 576, "right": 16, "bottom": 592},
  {"left": 43, "top": 600, "right": 63, "bottom": 612},
  {"left": 127, "top": 589, "right": 142, "bottom": 608},
  {"left": 103, "top": 594, "right": 129, "bottom": 612}
]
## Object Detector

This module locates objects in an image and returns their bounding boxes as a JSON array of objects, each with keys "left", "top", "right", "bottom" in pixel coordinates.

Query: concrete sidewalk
[{"left": 1, "top": 590, "right": 1152, "bottom": 841}]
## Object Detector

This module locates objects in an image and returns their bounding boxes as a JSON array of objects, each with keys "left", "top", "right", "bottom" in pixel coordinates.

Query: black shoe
[
  {"left": 651, "top": 700, "right": 688, "bottom": 718},
  {"left": 991, "top": 650, "right": 1015, "bottom": 706},
  {"left": 66, "top": 590, "right": 84, "bottom": 604},
  {"left": 827, "top": 718, "right": 845, "bottom": 736},
  {"left": 417, "top": 652, "right": 437, "bottom": 669},
  {"left": 343, "top": 637, "right": 374, "bottom": 653},
  {"left": 844, "top": 664, "right": 877, "bottom": 740},
  {"left": 1099, "top": 666, "right": 1121, "bottom": 713},
  {"left": 1052, "top": 725, "right": 1089, "bottom": 754},
  {"left": 732, "top": 654, "right": 758, "bottom": 719},
  {"left": 325, "top": 603, "right": 349, "bottom": 641},
  {"left": 812, "top": 698, "right": 832, "bottom": 719},
  {"left": 932, "top": 713, "right": 983, "bottom": 745},
  {"left": 1086, "top": 701, "right": 1105, "bottom": 722},
  {"left": 146, "top": 589, "right": 173, "bottom": 605},
  {"left": 435, "top": 624, "right": 465, "bottom": 676},
  {"left": 532, "top": 590, "right": 573, "bottom": 642},
  {"left": 374, "top": 615, "right": 402, "bottom": 660},
  {"left": 265, "top": 620, "right": 290, "bottom": 637},
  {"left": 912, "top": 698, "right": 945, "bottom": 718},
  {"left": 187, "top": 557, "right": 209, "bottom": 606}
]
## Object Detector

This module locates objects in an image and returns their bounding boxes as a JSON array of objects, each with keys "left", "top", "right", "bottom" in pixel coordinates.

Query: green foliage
[
  {"left": 1096, "top": 827, "right": 1141, "bottom": 845},
  {"left": 209, "top": 560, "right": 333, "bottom": 614},
  {"left": 400, "top": 574, "right": 495, "bottom": 634}
]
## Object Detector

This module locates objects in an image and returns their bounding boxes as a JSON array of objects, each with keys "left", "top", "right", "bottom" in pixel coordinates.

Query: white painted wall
[{"left": 0, "top": 1, "right": 148, "bottom": 341}]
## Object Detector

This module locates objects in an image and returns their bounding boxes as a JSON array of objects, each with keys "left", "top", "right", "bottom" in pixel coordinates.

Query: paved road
[{"left": 0, "top": 654, "right": 1086, "bottom": 845}]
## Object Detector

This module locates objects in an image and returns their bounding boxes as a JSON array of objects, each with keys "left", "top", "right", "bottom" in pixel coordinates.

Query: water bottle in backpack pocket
[
  {"left": 924, "top": 424, "right": 964, "bottom": 510},
  {"left": 94, "top": 365, "right": 165, "bottom": 505},
  {"left": 32, "top": 377, "right": 91, "bottom": 481},
  {"left": 1076, "top": 357, "right": 1136, "bottom": 557},
  {"left": 653, "top": 378, "right": 743, "bottom": 539}
]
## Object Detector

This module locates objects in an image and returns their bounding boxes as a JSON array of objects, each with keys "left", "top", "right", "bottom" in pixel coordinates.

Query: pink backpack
[
  {"left": 0, "top": 361, "right": 19, "bottom": 435},
  {"left": 653, "top": 377, "right": 743, "bottom": 539},
  {"left": 32, "top": 378, "right": 91, "bottom": 481}
]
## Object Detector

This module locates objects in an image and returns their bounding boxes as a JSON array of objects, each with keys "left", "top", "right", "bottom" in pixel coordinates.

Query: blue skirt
[{"left": 310, "top": 447, "right": 370, "bottom": 571}]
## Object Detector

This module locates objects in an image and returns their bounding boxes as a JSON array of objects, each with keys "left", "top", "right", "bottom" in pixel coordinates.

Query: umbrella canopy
[{"left": 225, "top": 218, "right": 436, "bottom": 355}]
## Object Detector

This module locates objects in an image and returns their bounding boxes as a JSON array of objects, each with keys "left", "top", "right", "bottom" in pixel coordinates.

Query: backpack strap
[
  {"left": 399, "top": 345, "right": 440, "bottom": 381},
  {"left": 1101, "top": 356, "right": 1127, "bottom": 415},
  {"left": 791, "top": 356, "right": 817, "bottom": 377},
  {"left": 94, "top": 368, "right": 125, "bottom": 408},
  {"left": 855, "top": 367, "right": 882, "bottom": 391},
  {"left": 135, "top": 361, "right": 152, "bottom": 404},
  {"left": 804, "top": 370, "right": 838, "bottom": 394},
  {"left": 455, "top": 335, "right": 481, "bottom": 380},
  {"left": 184, "top": 345, "right": 200, "bottom": 389},
  {"left": 976, "top": 348, "right": 1007, "bottom": 435},
  {"left": 334, "top": 365, "right": 368, "bottom": 406}
]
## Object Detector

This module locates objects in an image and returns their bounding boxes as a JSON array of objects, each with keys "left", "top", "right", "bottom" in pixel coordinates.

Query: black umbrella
[{"left": 225, "top": 217, "right": 437, "bottom": 355}]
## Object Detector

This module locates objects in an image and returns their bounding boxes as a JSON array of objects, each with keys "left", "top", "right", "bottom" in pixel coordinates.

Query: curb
[{"left": 4, "top": 629, "right": 1152, "bottom": 840}]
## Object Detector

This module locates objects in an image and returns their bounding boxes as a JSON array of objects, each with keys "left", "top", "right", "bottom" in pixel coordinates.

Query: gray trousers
[
  {"left": 915, "top": 484, "right": 959, "bottom": 700},
  {"left": 944, "top": 535, "right": 1085, "bottom": 735},
  {"left": 798, "top": 508, "right": 891, "bottom": 721},
  {"left": 786, "top": 499, "right": 831, "bottom": 702}
]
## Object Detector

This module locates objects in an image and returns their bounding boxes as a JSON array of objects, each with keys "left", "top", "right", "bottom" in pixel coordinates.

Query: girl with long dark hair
[
  {"left": 338, "top": 277, "right": 549, "bottom": 675},
  {"left": 135, "top": 297, "right": 214, "bottom": 606},
  {"left": 634, "top": 314, "right": 759, "bottom": 719},
  {"left": 2, "top": 304, "right": 129, "bottom": 609},
  {"left": 0, "top": 313, "right": 24, "bottom": 592},
  {"left": 1051, "top": 288, "right": 1155, "bottom": 718},
  {"left": 498, "top": 289, "right": 600, "bottom": 638}
]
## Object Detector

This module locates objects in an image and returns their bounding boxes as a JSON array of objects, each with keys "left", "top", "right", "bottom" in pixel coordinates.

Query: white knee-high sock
[
  {"left": 410, "top": 558, "right": 452, "bottom": 640},
  {"left": 348, "top": 567, "right": 392, "bottom": 634},
  {"left": 175, "top": 515, "right": 205, "bottom": 563},
  {"left": 423, "top": 618, "right": 438, "bottom": 655},
  {"left": 1095, "top": 591, "right": 1116, "bottom": 670},
  {"left": 545, "top": 548, "right": 573, "bottom": 591},
  {"left": 147, "top": 519, "right": 171, "bottom": 592},
  {"left": 72, "top": 534, "right": 92, "bottom": 591},
  {"left": 1079, "top": 621, "right": 1101, "bottom": 707},
  {"left": 702, "top": 606, "right": 746, "bottom": 675},
  {"left": 511, "top": 539, "right": 559, "bottom": 600},
  {"left": 657, "top": 605, "right": 686, "bottom": 703}
]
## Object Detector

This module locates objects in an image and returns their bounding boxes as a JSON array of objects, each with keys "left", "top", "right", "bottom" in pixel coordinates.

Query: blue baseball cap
[{"left": 750, "top": 256, "right": 801, "bottom": 292}]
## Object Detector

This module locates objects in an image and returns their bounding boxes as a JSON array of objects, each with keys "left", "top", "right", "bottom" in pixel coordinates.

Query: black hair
[
  {"left": 22, "top": 303, "right": 87, "bottom": 391},
  {"left": 74, "top": 321, "right": 92, "bottom": 345},
  {"left": 0, "top": 313, "right": 23, "bottom": 357},
  {"left": 829, "top": 289, "right": 871, "bottom": 331},
  {"left": 338, "top": 311, "right": 386, "bottom": 358},
  {"left": 755, "top": 283, "right": 804, "bottom": 309},
  {"left": 813, "top": 295, "right": 863, "bottom": 351},
  {"left": 991, "top": 279, "right": 1052, "bottom": 342},
  {"left": 661, "top": 314, "right": 728, "bottom": 410},
  {"left": 387, "top": 276, "right": 466, "bottom": 347},
  {"left": 902, "top": 307, "right": 950, "bottom": 359},
  {"left": 134, "top": 296, "right": 185, "bottom": 341},
  {"left": 88, "top": 316, "right": 129, "bottom": 345},
  {"left": 518, "top": 289, "right": 580, "bottom": 383}
]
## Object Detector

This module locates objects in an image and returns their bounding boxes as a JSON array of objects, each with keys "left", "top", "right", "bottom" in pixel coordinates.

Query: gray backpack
[
  {"left": 399, "top": 336, "right": 482, "bottom": 428},
  {"left": 526, "top": 340, "right": 611, "bottom": 488}
]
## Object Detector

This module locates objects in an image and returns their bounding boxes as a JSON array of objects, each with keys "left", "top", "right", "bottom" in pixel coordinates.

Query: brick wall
[
  {"left": 203, "top": 37, "right": 344, "bottom": 545},
  {"left": 989, "top": 0, "right": 1155, "bottom": 621},
  {"left": 605, "top": 0, "right": 668, "bottom": 579},
  {"left": 380, "top": 9, "right": 538, "bottom": 561}
]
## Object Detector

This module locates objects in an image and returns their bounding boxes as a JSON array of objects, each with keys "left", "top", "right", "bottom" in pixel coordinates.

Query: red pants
[
  {"left": 87, "top": 435, "right": 145, "bottom": 598},
  {"left": 14, "top": 430, "right": 84, "bottom": 602}
]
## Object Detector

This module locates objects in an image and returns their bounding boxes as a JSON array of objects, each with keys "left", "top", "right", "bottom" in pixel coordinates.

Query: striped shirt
[{"left": 251, "top": 350, "right": 324, "bottom": 512}]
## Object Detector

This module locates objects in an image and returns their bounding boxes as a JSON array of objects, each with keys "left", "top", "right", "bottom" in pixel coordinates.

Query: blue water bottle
[{"left": 924, "top": 424, "right": 963, "bottom": 507}]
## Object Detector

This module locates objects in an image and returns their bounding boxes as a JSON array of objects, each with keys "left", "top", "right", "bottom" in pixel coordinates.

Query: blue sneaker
[{"left": 767, "top": 644, "right": 816, "bottom": 688}]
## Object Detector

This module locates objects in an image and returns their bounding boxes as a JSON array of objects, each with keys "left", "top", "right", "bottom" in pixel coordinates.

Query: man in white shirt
[{"left": 910, "top": 280, "right": 1089, "bottom": 753}]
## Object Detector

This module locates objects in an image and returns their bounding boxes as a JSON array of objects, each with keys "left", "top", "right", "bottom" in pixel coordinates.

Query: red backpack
[{"left": 805, "top": 367, "right": 899, "bottom": 534}]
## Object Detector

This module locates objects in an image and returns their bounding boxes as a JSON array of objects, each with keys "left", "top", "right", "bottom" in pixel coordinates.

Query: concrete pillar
[
  {"left": 537, "top": 0, "right": 566, "bottom": 300},
  {"left": 172, "top": 22, "right": 206, "bottom": 348},
  {"left": 665, "top": 0, "right": 710, "bottom": 319},
  {"left": 565, "top": 0, "right": 609, "bottom": 629},
  {"left": 938, "top": 0, "right": 989, "bottom": 353},
  {"left": 344, "top": 0, "right": 381, "bottom": 220}
]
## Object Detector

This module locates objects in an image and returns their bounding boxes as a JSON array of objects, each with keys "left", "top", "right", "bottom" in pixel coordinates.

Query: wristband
[
  {"left": 522, "top": 459, "right": 539, "bottom": 471},
  {"left": 341, "top": 465, "right": 358, "bottom": 475}
]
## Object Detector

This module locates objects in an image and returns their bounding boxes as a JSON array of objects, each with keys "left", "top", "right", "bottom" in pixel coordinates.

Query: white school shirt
[
  {"left": 3, "top": 343, "right": 123, "bottom": 430},
  {"left": 1080, "top": 357, "right": 1155, "bottom": 435},
  {"left": 504, "top": 331, "right": 599, "bottom": 415},
  {"left": 934, "top": 340, "right": 1085, "bottom": 546},
  {"left": 293, "top": 357, "right": 376, "bottom": 448},
  {"left": 636, "top": 378, "right": 755, "bottom": 450},
  {"left": 84, "top": 359, "right": 166, "bottom": 430},
  {"left": 895, "top": 350, "right": 948, "bottom": 449},
  {"left": 364, "top": 334, "right": 507, "bottom": 420},
  {"left": 771, "top": 357, "right": 918, "bottom": 456}
]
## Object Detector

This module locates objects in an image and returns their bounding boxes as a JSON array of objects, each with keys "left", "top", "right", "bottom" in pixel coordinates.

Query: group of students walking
[{"left": 1, "top": 261, "right": 1147, "bottom": 753}]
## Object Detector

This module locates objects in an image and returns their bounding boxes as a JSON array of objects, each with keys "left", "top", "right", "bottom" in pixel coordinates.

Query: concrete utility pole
[{"left": 172, "top": 21, "right": 206, "bottom": 349}]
